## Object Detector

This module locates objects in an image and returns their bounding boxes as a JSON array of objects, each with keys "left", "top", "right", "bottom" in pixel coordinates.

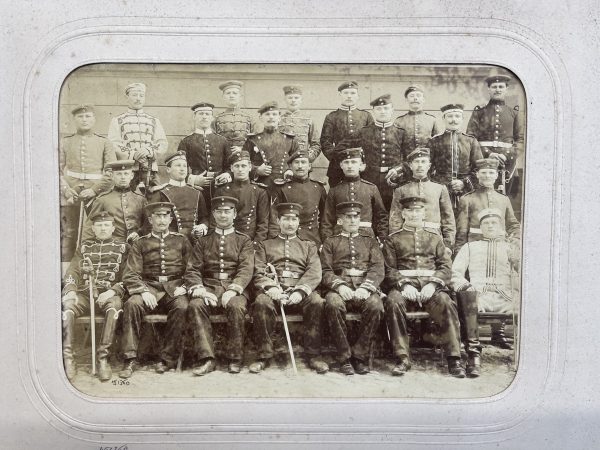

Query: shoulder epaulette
[
  {"left": 358, "top": 230, "right": 373, "bottom": 238},
  {"left": 424, "top": 111, "right": 437, "bottom": 118},
  {"left": 360, "top": 178, "right": 375, "bottom": 186},
  {"left": 149, "top": 183, "right": 169, "bottom": 193},
  {"left": 93, "top": 133, "right": 106, "bottom": 138},
  {"left": 246, "top": 132, "right": 258, "bottom": 137},
  {"left": 395, "top": 112, "right": 409, "bottom": 119},
  {"left": 251, "top": 181, "right": 268, "bottom": 188},
  {"left": 170, "top": 231, "right": 185, "bottom": 237},
  {"left": 96, "top": 187, "right": 114, "bottom": 198},
  {"left": 132, "top": 190, "right": 145, "bottom": 198},
  {"left": 309, "top": 178, "right": 327, "bottom": 186},
  {"left": 430, "top": 131, "right": 445, "bottom": 139},
  {"left": 393, "top": 123, "right": 406, "bottom": 130},
  {"left": 139, "top": 233, "right": 152, "bottom": 240},
  {"left": 423, "top": 228, "right": 439, "bottom": 236},
  {"left": 235, "top": 230, "right": 251, "bottom": 238},
  {"left": 388, "top": 230, "right": 402, "bottom": 237},
  {"left": 63, "top": 133, "right": 75, "bottom": 138}
]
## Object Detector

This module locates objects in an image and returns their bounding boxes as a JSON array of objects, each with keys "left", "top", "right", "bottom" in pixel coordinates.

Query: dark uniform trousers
[
  {"left": 186, "top": 283, "right": 248, "bottom": 362},
  {"left": 324, "top": 292, "right": 383, "bottom": 363},
  {"left": 385, "top": 287, "right": 461, "bottom": 359},
  {"left": 252, "top": 291, "right": 325, "bottom": 360},
  {"left": 121, "top": 282, "right": 189, "bottom": 365}
]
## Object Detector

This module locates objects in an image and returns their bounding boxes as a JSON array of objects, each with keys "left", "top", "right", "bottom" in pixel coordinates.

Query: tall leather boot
[
  {"left": 97, "top": 308, "right": 119, "bottom": 382},
  {"left": 456, "top": 290, "right": 482, "bottom": 377},
  {"left": 62, "top": 311, "right": 77, "bottom": 380},
  {"left": 491, "top": 321, "right": 513, "bottom": 350}
]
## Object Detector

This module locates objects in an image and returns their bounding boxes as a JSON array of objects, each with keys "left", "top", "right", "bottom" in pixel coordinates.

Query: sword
[
  {"left": 75, "top": 182, "right": 85, "bottom": 250},
  {"left": 83, "top": 257, "right": 96, "bottom": 376}
]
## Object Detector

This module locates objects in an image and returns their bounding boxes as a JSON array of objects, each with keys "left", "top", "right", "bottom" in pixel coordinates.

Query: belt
[
  {"left": 399, "top": 269, "right": 435, "bottom": 277},
  {"left": 344, "top": 268, "right": 366, "bottom": 277},
  {"left": 359, "top": 221, "right": 372, "bottom": 228},
  {"left": 479, "top": 141, "right": 513, "bottom": 149},
  {"left": 207, "top": 272, "right": 233, "bottom": 280},
  {"left": 146, "top": 275, "right": 182, "bottom": 282},
  {"left": 279, "top": 270, "right": 300, "bottom": 279},
  {"left": 66, "top": 170, "right": 103, "bottom": 180},
  {"left": 378, "top": 166, "right": 390, "bottom": 173},
  {"left": 423, "top": 221, "right": 441, "bottom": 230}
]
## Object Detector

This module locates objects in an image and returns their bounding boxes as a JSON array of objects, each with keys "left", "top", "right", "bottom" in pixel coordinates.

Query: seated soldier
[
  {"left": 321, "top": 201, "right": 385, "bottom": 375},
  {"left": 251, "top": 203, "right": 328, "bottom": 374},
  {"left": 185, "top": 196, "right": 255, "bottom": 375},
  {"left": 61, "top": 211, "right": 129, "bottom": 382},
  {"left": 321, "top": 147, "right": 388, "bottom": 242},
  {"left": 148, "top": 151, "right": 209, "bottom": 243},
  {"left": 214, "top": 150, "right": 270, "bottom": 243},
  {"left": 451, "top": 208, "right": 520, "bottom": 377},
  {"left": 119, "top": 202, "right": 192, "bottom": 378},
  {"left": 383, "top": 196, "right": 465, "bottom": 378}
]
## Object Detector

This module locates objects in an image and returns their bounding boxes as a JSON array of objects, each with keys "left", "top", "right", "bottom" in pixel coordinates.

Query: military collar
[
  {"left": 76, "top": 130, "right": 94, "bottom": 136},
  {"left": 168, "top": 179, "right": 187, "bottom": 187},
  {"left": 151, "top": 231, "right": 170, "bottom": 239},
  {"left": 114, "top": 185, "right": 131, "bottom": 193},
  {"left": 127, "top": 108, "right": 144, "bottom": 114},
  {"left": 278, "top": 234, "right": 298, "bottom": 240},
  {"left": 374, "top": 120, "right": 394, "bottom": 128},
  {"left": 233, "top": 178, "right": 251, "bottom": 186},
  {"left": 402, "top": 224, "right": 425, "bottom": 232},
  {"left": 444, "top": 129, "right": 461, "bottom": 135},
  {"left": 291, "top": 175, "right": 310, "bottom": 183},
  {"left": 339, "top": 105, "right": 357, "bottom": 111},
  {"left": 489, "top": 99, "right": 506, "bottom": 106},
  {"left": 263, "top": 125, "right": 277, "bottom": 133},
  {"left": 340, "top": 231, "right": 360, "bottom": 238},
  {"left": 284, "top": 109, "right": 301, "bottom": 116},
  {"left": 95, "top": 238, "right": 115, "bottom": 244},
  {"left": 482, "top": 236, "right": 506, "bottom": 242},
  {"left": 194, "top": 128, "right": 213, "bottom": 135},
  {"left": 224, "top": 107, "right": 241, "bottom": 112},
  {"left": 411, "top": 176, "right": 430, "bottom": 182},
  {"left": 215, "top": 227, "right": 235, "bottom": 235},
  {"left": 477, "top": 185, "right": 496, "bottom": 192},
  {"left": 408, "top": 110, "right": 424, "bottom": 115},
  {"left": 343, "top": 175, "right": 361, "bottom": 183}
]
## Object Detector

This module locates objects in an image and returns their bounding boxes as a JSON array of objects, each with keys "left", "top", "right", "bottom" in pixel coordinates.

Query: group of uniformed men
[{"left": 60, "top": 74, "right": 523, "bottom": 383}]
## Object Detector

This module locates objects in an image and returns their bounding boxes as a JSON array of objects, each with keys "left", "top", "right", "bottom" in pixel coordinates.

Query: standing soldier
[
  {"left": 177, "top": 102, "right": 232, "bottom": 207},
  {"left": 321, "top": 81, "right": 374, "bottom": 187},
  {"left": 428, "top": 104, "right": 483, "bottom": 211},
  {"left": 185, "top": 196, "right": 255, "bottom": 375},
  {"left": 213, "top": 80, "right": 258, "bottom": 151},
  {"left": 61, "top": 211, "right": 129, "bottom": 382},
  {"left": 250, "top": 203, "right": 328, "bottom": 374},
  {"left": 119, "top": 202, "right": 192, "bottom": 379},
  {"left": 81, "top": 160, "right": 147, "bottom": 243},
  {"left": 451, "top": 208, "right": 521, "bottom": 377},
  {"left": 214, "top": 151, "right": 270, "bottom": 243},
  {"left": 389, "top": 148, "right": 456, "bottom": 250},
  {"left": 321, "top": 201, "right": 385, "bottom": 375},
  {"left": 107, "top": 82, "right": 168, "bottom": 192},
  {"left": 358, "top": 94, "right": 408, "bottom": 209},
  {"left": 60, "top": 104, "right": 116, "bottom": 261},
  {"left": 147, "top": 151, "right": 209, "bottom": 242},
  {"left": 245, "top": 101, "right": 299, "bottom": 195},
  {"left": 383, "top": 196, "right": 465, "bottom": 378},
  {"left": 394, "top": 85, "right": 441, "bottom": 152},
  {"left": 278, "top": 84, "right": 321, "bottom": 162},
  {"left": 268, "top": 148, "right": 327, "bottom": 245},
  {"left": 466, "top": 74, "right": 524, "bottom": 199},
  {"left": 321, "top": 147, "right": 388, "bottom": 242}
]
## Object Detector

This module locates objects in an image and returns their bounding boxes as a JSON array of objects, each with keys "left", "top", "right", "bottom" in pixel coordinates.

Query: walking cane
[
  {"left": 266, "top": 263, "right": 297, "bottom": 374},
  {"left": 84, "top": 257, "right": 97, "bottom": 375}
]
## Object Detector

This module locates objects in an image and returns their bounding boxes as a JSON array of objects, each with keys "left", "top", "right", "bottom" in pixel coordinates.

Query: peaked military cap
[
  {"left": 211, "top": 196, "right": 239, "bottom": 210},
  {"left": 283, "top": 85, "right": 303, "bottom": 95},
  {"left": 125, "top": 82, "right": 146, "bottom": 95},
  {"left": 71, "top": 104, "right": 95, "bottom": 115},
  {"left": 219, "top": 80, "right": 243, "bottom": 92},
  {"left": 336, "top": 201, "right": 363, "bottom": 215},
  {"left": 106, "top": 160, "right": 135, "bottom": 171},
  {"left": 338, "top": 81, "right": 359, "bottom": 91},
  {"left": 477, "top": 208, "right": 503, "bottom": 223},
  {"left": 400, "top": 196, "right": 427, "bottom": 209},
  {"left": 146, "top": 202, "right": 174, "bottom": 215},
  {"left": 404, "top": 85, "right": 425, "bottom": 97},
  {"left": 339, "top": 147, "right": 364, "bottom": 161},
  {"left": 287, "top": 148, "right": 311, "bottom": 164},
  {"left": 476, "top": 158, "right": 500, "bottom": 170},
  {"left": 370, "top": 94, "right": 392, "bottom": 107},
  {"left": 440, "top": 103, "right": 464, "bottom": 114},
  {"left": 257, "top": 101, "right": 279, "bottom": 115},
  {"left": 407, "top": 147, "right": 431, "bottom": 161},
  {"left": 228, "top": 150, "right": 251, "bottom": 165},
  {"left": 89, "top": 210, "right": 115, "bottom": 223},
  {"left": 276, "top": 202, "right": 303, "bottom": 217},
  {"left": 191, "top": 102, "right": 215, "bottom": 111},
  {"left": 164, "top": 151, "right": 187, "bottom": 166},
  {"left": 485, "top": 74, "right": 511, "bottom": 86}
]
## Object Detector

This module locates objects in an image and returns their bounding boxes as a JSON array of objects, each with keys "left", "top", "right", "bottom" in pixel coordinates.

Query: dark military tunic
[
  {"left": 121, "top": 231, "right": 192, "bottom": 364},
  {"left": 82, "top": 187, "right": 147, "bottom": 242},
  {"left": 212, "top": 107, "right": 257, "bottom": 148},
  {"left": 394, "top": 110, "right": 441, "bottom": 152},
  {"left": 268, "top": 176, "right": 327, "bottom": 244},
  {"left": 278, "top": 110, "right": 321, "bottom": 162},
  {"left": 322, "top": 176, "right": 388, "bottom": 242},
  {"left": 245, "top": 128, "right": 300, "bottom": 194},
  {"left": 427, "top": 130, "right": 483, "bottom": 208},
  {"left": 455, "top": 187, "right": 521, "bottom": 252},
  {"left": 214, "top": 179, "right": 270, "bottom": 242},
  {"left": 383, "top": 226, "right": 461, "bottom": 359},
  {"left": 389, "top": 177, "right": 456, "bottom": 248},
  {"left": 147, "top": 181, "right": 209, "bottom": 240},
  {"left": 252, "top": 235, "right": 324, "bottom": 359},
  {"left": 358, "top": 121, "right": 409, "bottom": 209},
  {"left": 320, "top": 107, "right": 374, "bottom": 186},
  {"left": 184, "top": 227, "right": 255, "bottom": 362},
  {"left": 321, "top": 232, "right": 385, "bottom": 362}
]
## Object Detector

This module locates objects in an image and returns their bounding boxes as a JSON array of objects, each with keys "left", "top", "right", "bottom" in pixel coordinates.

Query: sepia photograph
[{"left": 58, "top": 63, "right": 525, "bottom": 398}]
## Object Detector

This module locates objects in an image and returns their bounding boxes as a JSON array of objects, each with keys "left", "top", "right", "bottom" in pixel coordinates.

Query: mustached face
[
  {"left": 277, "top": 214, "right": 299, "bottom": 235},
  {"left": 443, "top": 111, "right": 463, "bottom": 131},
  {"left": 126, "top": 90, "right": 145, "bottom": 110},
  {"left": 488, "top": 82, "right": 508, "bottom": 101},
  {"left": 406, "top": 91, "right": 425, "bottom": 111}
]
